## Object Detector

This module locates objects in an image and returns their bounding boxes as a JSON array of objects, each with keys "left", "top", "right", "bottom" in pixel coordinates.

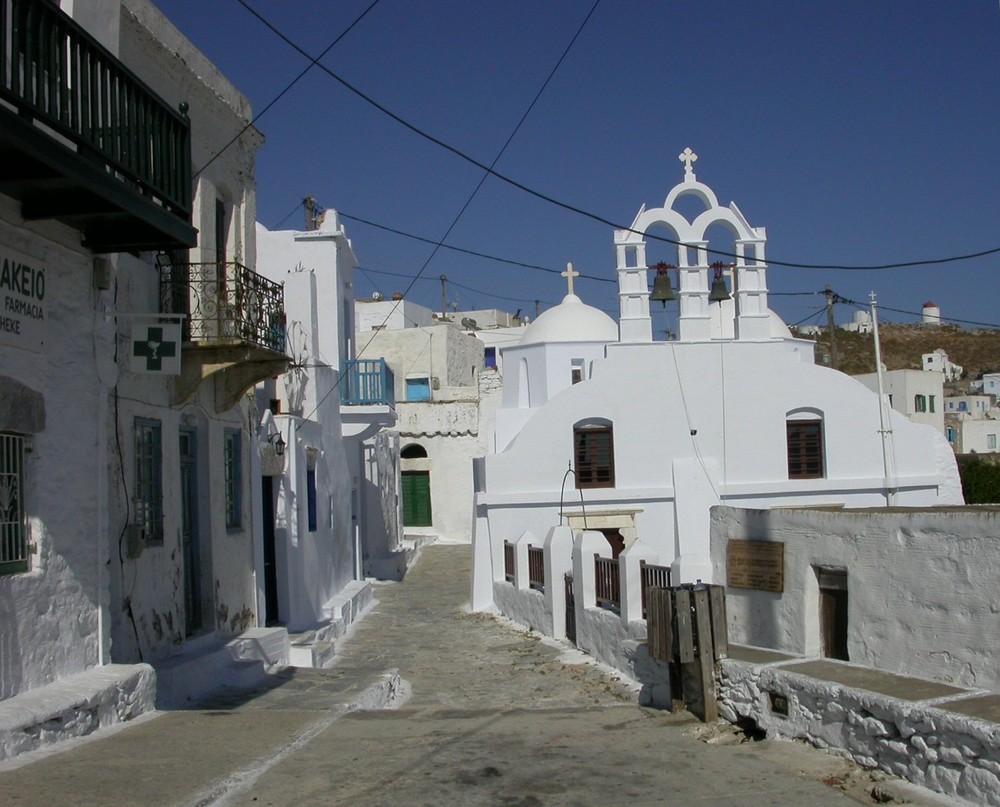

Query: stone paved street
[{"left": 0, "top": 545, "right": 947, "bottom": 806}]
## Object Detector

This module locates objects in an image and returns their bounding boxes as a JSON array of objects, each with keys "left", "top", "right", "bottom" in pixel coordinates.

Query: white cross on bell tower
[
  {"left": 562, "top": 262, "right": 579, "bottom": 296},
  {"left": 679, "top": 147, "right": 698, "bottom": 180}
]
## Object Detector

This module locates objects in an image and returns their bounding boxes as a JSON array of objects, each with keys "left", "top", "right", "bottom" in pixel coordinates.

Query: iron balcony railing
[
  {"left": 0, "top": 0, "right": 191, "bottom": 218},
  {"left": 340, "top": 359, "right": 395, "bottom": 407},
  {"left": 160, "top": 261, "right": 286, "bottom": 353}
]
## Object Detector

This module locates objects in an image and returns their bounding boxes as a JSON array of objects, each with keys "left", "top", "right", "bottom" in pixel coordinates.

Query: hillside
[{"left": 790, "top": 324, "right": 1000, "bottom": 386}]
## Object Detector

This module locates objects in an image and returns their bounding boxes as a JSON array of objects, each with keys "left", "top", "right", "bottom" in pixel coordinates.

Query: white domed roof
[{"left": 519, "top": 294, "right": 618, "bottom": 346}]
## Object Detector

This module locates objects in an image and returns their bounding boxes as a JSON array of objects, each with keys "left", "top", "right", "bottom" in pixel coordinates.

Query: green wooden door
[{"left": 402, "top": 471, "right": 432, "bottom": 527}]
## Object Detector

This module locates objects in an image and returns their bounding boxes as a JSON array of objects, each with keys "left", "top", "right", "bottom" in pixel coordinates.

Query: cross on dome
[
  {"left": 562, "top": 262, "right": 579, "bottom": 296},
  {"left": 679, "top": 147, "right": 697, "bottom": 179}
]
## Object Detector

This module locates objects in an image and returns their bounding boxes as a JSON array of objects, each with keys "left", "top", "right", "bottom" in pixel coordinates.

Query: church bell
[
  {"left": 649, "top": 267, "right": 677, "bottom": 305},
  {"left": 708, "top": 263, "right": 731, "bottom": 302}
]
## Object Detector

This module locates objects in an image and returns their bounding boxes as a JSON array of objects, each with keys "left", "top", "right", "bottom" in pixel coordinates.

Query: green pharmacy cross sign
[{"left": 131, "top": 324, "right": 181, "bottom": 374}]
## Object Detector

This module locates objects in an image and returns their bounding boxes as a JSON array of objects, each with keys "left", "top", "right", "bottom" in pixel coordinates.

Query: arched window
[
  {"left": 574, "top": 419, "right": 615, "bottom": 489},
  {"left": 401, "top": 444, "right": 428, "bottom": 459},
  {"left": 786, "top": 408, "right": 824, "bottom": 480}
]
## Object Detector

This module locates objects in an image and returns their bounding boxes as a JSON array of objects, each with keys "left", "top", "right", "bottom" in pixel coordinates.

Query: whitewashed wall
[
  {"left": 0, "top": 201, "right": 108, "bottom": 699},
  {"left": 109, "top": 0, "right": 263, "bottom": 662},
  {"left": 477, "top": 333, "right": 963, "bottom": 612},
  {"left": 710, "top": 505, "right": 1000, "bottom": 690}
]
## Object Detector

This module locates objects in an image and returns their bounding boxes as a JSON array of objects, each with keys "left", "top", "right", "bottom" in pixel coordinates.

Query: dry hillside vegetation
[{"left": 793, "top": 324, "right": 1000, "bottom": 383}]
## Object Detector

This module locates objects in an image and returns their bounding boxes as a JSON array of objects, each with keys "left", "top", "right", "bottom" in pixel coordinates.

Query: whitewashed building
[
  {"left": 473, "top": 151, "right": 963, "bottom": 614},
  {"left": 0, "top": 0, "right": 289, "bottom": 751},
  {"left": 854, "top": 369, "right": 944, "bottom": 434},
  {"left": 355, "top": 299, "right": 485, "bottom": 545},
  {"left": 922, "top": 348, "right": 963, "bottom": 381},
  {"left": 254, "top": 212, "right": 397, "bottom": 664}
]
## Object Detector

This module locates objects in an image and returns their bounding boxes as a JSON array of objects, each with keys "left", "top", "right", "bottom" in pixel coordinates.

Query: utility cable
[
  {"left": 340, "top": 210, "right": 614, "bottom": 282},
  {"left": 239, "top": 2, "right": 1000, "bottom": 272},
  {"left": 194, "top": 0, "right": 381, "bottom": 178},
  {"left": 297, "top": 0, "right": 602, "bottom": 424}
]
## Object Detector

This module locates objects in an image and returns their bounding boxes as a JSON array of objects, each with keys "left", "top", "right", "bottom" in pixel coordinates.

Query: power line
[
  {"left": 834, "top": 297, "right": 1000, "bottom": 331},
  {"left": 340, "top": 210, "right": 614, "bottom": 283},
  {"left": 195, "top": 1, "right": 380, "bottom": 178},
  {"left": 239, "top": 2, "right": 1000, "bottom": 273},
  {"left": 355, "top": 264, "right": 560, "bottom": 308},
  {"left": 297, "top": 0, "right": 601, "bottom": 422}
]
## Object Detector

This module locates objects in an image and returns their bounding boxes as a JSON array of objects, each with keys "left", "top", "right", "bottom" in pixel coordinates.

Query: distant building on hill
[
  {"left": 854, "top": 369, "right": 944, "bottom": 434},
  {"left": 923, "top": 349, "right": 963, "bottom": 381}
]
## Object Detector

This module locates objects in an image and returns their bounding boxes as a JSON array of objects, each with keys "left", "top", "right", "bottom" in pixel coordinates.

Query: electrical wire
[
  {"left": 239, "top": 2, "right": 1000, "bottom": 273},
  {"left": 357, "top": 264, "right": 561, "bottom": 308},
  {"left": 340, "top": 209, "right": 614, "bottom": 282},
  {"left": 194, "top": 0, "right": 381, "bottom": 178},
  {"left": 835, "top": 296, "right": 1000, "bottom": 330},
  {"left": 296, "top": 0, "right": 602, "bottom": 424}
]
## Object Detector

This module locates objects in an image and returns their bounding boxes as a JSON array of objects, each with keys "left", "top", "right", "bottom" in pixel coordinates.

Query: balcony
[
  {"left": 160, "top": 260, "right": 289, "bottom": 411},
  {"left": 0, "top": 0, "right": 195, "bottom": 252},
  {"left": 340, "top": 359, "right": 395, "bottom": 439}
]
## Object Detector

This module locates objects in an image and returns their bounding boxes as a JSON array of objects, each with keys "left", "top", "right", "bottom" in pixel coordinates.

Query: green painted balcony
[{"left": 0, "top": 0, "right": 195, "bottom": 252}]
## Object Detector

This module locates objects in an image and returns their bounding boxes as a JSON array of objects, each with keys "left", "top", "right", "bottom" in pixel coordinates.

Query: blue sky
[{"left": 155, "top": 1, "right": 1000, "bottom": 333}]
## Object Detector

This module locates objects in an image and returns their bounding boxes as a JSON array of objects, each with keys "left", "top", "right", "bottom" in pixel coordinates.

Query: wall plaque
[{"left": 727, "top": 540, "right": 784, "bottom": 593}]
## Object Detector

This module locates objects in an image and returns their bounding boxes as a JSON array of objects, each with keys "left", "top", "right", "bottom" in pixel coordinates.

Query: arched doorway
[{"left": 400, "top": 443, "right": 432, "bottom": 527}]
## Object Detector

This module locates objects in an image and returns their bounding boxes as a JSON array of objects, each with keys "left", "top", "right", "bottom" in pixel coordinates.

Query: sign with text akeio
[{"left": 0, "top": 248, "right": 47, "bottom": 353}]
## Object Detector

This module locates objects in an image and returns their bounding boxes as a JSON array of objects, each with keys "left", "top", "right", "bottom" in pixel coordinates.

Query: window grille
[
  {"left": 134, "top": 419, "right": 164, "bottom": 545},
  {"left": 787, "top": 420, "right": 824, "bottom": 479},
  {"left": 224, "top": 430, "right": 242, "bottom": 529},
  {"left": 574, "top": 425, "right": 615, "bottom": 488},
  {"left": 0, "top": 433, "right": 28, "bottom": 575}
]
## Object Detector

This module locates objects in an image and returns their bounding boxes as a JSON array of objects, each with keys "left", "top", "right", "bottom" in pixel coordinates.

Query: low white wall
[
  {"left": 711, "top": 505, "right": 1000, "bottom": 691},
  {"left": 574, "top": 606, "right": 669, "bottom": 705},
  {"left": 493, "top": 582, "right": 548, "bottom": 635},
  {"left": 719, "top": 660, "right": 1000, "bottom": 807}
]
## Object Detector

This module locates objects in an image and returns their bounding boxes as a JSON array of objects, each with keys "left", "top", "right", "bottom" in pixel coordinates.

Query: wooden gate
[{"left": 647, "top": 584, "right": 728, "bottom": 721}]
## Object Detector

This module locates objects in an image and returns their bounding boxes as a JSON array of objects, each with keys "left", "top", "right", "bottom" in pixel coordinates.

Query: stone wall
[
  {"left": 710, "top": 505, "right": 1000, "bottom": 690},
  {"left": 719, "top": 659, "right": 1000, "bottom": 807}
]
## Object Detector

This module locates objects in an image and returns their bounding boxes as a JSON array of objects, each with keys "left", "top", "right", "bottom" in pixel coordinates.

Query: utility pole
[
  {"left": 535, "top": 299, "right": 541, "bottom": 319},
  {"left": 870, "top": 291, "right": 896, "bottom": 506},
  {"left": 825, "top": 285, "right": 837, "bottom": 369},
  {"left": 440, "top": 275, "right": 448, "bottom": 319}
]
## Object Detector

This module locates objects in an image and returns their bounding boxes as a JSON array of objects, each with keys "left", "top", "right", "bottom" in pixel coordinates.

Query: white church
[{"left": 471, "top": 150, "right": 963, "bottom": 611}]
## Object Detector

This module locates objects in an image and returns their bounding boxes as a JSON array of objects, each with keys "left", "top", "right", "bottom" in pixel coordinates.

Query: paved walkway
[{"left": 0, "top": 545, "right": 947, "bottom": 806}]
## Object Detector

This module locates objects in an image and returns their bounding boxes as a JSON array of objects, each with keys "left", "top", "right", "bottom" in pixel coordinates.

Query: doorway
[
  {"left": 598, "top": 528, "right": 625, "bottom": 558},
  {"left": 261, "top": 475, "right": 280, "bottom": 625},
  {"left": 817, "top": 568, "right": 849, "bottom": 661},
  {"left": 179, "top": 428, "right": 203, "bottom": 636},
  {"left": 401, "top": 470, "right": 432, "bottom": 527}
]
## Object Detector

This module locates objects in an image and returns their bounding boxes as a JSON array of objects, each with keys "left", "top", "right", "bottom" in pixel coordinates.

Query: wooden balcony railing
[
  {"left": 0, "top": 0, "right": 192, "bottom": 221},
  {"left": 594, "top": 554, "right": 620, "bottom": 611},
  {"left": 159, "top": 261, "right": 285, "bottom": 353},
  {"left": 503, "top": 541, "right": 515, "bottom": 582},
  {"left": 640, "top": 561, "right": 672, "bottom": 619},
  {"left": 527, "top": 546, "right": 545, "bottom": 591},
  {"left": 340, "top": 359, "right": 395, "bottom": 407}
]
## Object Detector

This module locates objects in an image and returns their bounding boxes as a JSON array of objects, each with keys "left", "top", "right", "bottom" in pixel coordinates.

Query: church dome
[{"left": 518, "top": 294, "right": 618, "bottom": 346}]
